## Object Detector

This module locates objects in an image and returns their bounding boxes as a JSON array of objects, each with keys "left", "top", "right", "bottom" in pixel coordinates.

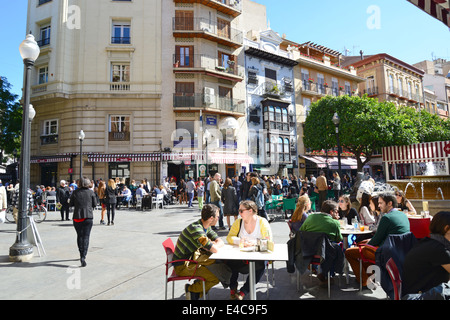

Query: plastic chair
[
  {"left": 135, "top": 194, "right": 143, "bottom": 210},
  {"left": 408, "top": 217, "right": 431, "bottom": 239},
  {"left": 162, "top": 238, "right": 206, "bottom": 300},
  {"left": 386, "top": 257, "right": 402, "bottom": 300},
  {"left": 46, "top": 196, "right": 57, "bottom": 212},
  {"left": 282, "top": 198, "right": 296, "bottom": 218},
  {"left": 152, "top": 194, "right": 164, "bottom": 209},
  {"left": 358, "top": 243, "right": 378, "bottom": 291}
]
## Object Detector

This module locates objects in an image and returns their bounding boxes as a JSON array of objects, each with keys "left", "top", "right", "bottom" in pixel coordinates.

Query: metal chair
[
  {"left": 386, "top": 257, "right": 402, "bottom": 300},
  {"left": 162, "top": 238, "right": 206, "bottom": 300}
]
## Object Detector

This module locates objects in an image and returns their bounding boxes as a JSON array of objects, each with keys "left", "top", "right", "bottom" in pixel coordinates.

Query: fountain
[{"left": 387, "top": 166, "right": 450, "bottom": 216}]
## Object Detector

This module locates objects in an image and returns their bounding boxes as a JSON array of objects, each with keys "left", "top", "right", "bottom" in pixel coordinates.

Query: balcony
[
  {"left": 40, "top": 134, "right": 58, "bottom": 145},
  {"left": 172, "top": 17, "right": 243, "bottom": 49},
  {"left": 172, "top": 54, "right": 243, "bottom": 82},
  {"left": 363, "top": 86, "right": 378, "bottom": 97},
  {"left": 173, "top": 93, "right": 245, "bottom": 116},
  {"left": 110, "top": 82, "right": 130, "bottom": 91},
  {"left": 37, "top": 37, "right": 50, "bottom": 47},
  {"left": 173, "top": 0, "right": 242, "bottom": 17},
  {"left": 109, "top": 131, "right": 130, "bottom": 142}
]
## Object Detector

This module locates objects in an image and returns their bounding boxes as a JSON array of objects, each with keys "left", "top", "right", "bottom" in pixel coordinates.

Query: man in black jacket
[{"left": 56, "top": 180, "right": 71, "bottom": 221}]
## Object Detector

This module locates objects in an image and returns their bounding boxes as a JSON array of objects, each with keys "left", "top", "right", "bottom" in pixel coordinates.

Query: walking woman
[
  {"left": 97, "top": 180, "right": 106, "bottom": 225},
  {"left": 105, "top": 179, "right": 118, "bottom": 225},
  {"left": 69, "top": 177, "right": 97, "bottom": 267},
  {"left": 221, "top": 178, "right": 238, "bottom": 229}
]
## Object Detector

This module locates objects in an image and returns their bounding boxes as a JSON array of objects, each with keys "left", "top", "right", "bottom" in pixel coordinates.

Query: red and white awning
[
  {"left": 31, "top": 156, "right": 71, "bottom": 164},
  {"left": 382, "top": 140, "right": 450, "bottom": 164},
  {"left": 208, "top": 153, "right": 255, "bottom": 164},
  {"left": 162, "top": 152, "right": 203, "bottom": 161},
  {"left": 88, "top": 153, "right": 161, "bottom": 163},
  {"left": 407, "top": 0, "right": 450, "bottom": 28}
]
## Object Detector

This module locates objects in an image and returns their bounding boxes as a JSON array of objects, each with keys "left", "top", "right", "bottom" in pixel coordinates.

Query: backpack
[{"left": 254, "top": 186, "right": 265, "bottom": 209}]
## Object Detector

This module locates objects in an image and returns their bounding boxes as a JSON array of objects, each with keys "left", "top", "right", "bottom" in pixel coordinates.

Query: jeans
[
  {"left": 211, "top": 200, "right": 224, "bottom": 227},
  {"left": 188, "top": 191, "right": 194, "bottom": 207},
  {"left": 227, "top": 260, "right": 266, "bottom": 295},
  {"left": 73, "top": 218, "right": 93, "bottom": 260},
  {"left": 106, "top": 203, "right": 116, "bottom": 223}
]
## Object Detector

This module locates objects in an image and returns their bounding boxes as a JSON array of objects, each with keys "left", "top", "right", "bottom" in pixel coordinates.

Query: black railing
[
  {"left": 111, "top": 37, "right": 131, "bottom": 44},
  {"left": 37, "top": 38, "right": 50, "bottom": 47}
]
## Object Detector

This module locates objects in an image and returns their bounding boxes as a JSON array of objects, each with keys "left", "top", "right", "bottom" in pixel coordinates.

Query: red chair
[
  {"left": 386, "top": 257, "right": 402, "bottom": 300},
  {"left": 408, "top": 217, "right": 431, "bottom": 239},
  {"left": 358, "top": 243, "right": 378, "bottom": 291},
  {"left": 162, "top": 238, "right": 206, "bottom": 300}
]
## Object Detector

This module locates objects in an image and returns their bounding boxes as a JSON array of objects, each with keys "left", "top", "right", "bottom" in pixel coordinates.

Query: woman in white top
[
  {"left": 226, "top": 200, "right": 272, "bottom": 300},
  {"left": 358, "top": 192, "right": 376, "bottom": 227}
]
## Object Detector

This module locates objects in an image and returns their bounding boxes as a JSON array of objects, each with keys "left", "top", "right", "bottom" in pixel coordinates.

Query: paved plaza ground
[{"left": 0, "top": 202, "right": 388, "bottom": 301}]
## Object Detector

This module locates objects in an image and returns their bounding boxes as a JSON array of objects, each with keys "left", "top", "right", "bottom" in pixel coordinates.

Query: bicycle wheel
[
  {"left": 32, "top": 206, "right": 47, "bottom": 223},
  {"left": 5, "top": 206, "right": 15, "bottom": 223}
]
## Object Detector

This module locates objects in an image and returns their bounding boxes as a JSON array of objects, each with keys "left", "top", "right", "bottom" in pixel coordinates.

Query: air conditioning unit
[{"left": 204, "top": 87, "right": 214, "bottom": 104}]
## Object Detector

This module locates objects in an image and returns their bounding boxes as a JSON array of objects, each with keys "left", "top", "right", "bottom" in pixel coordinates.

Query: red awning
[
  {"left": 208, "top": 153, "right": 254, "bottom": 164},
  {"left": 31, "top": 156, "right": 71, "bottom": 164},
  {"left": 407, "top": 0, "right": 450, "bottom": 27},
  {"left": 88, "top": 153, "right": 161, "bottom": 163},
  {"left": 382, "top": 141, "right": 450, "bottom": 164}
]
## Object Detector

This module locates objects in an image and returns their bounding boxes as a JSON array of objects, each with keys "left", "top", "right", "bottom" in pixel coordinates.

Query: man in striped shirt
[{"left": 173, "top": 204, "right": 224, "bottom": 300}]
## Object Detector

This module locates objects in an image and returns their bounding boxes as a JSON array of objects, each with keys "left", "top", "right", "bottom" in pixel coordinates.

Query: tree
[
  {"left": 0, "top": 77, "right": 22, "bottom": 163},
  {"left": 303, "top": 95, "right": 428, "bottom": 171}
]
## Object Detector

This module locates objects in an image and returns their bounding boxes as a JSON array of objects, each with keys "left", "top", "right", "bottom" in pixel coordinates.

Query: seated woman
[
  {"left": 288, "top": 195, "right": 310, "bottom": 232},
  {"left": 226, "top": 200, "right": 272, "bottom": 300},
  {"left": 395, "top": 190, "right": 416, "bottom": 214},
  {"left": 402, "top": 211, "right": 450, "bottom": 299},
  {"left": 338, "top": 194, "right": 358, "bottom": 225}
]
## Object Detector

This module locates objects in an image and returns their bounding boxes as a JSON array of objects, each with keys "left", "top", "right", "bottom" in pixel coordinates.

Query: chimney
[{"left": 360, "top": 50, "right": 364, "bottom": 60}]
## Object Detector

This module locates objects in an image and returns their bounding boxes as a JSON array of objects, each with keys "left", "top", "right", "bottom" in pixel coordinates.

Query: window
[
  {"left": 317, "top": 73, "right": 324, "bottom": 94},
  {"left": 345, "top": 81, "right": 351, "bottom": 95},
  {"left": 41, "top": 119, "right": 58, "bottom": 145},
  {"left": 247, "top": 70, "right": 258, "bottom": 85},
  {"left": 175, "top": 46, "right": 194, "bottom": 67},
  {"left": 174, "top": 11, "right": 194, "bottom": 31},
  {"left": 174, "top": 121, "right": 196, "bottom": 148},
  {"left": 263, "top": 105, "right": 290, "bottom": 133},
  {"left": 389, "top": 74, "right": 395, "bottom": 93},
  {"left": 331, "top": 78, "right": 338, "bottom": 96},
  {"left": 39, "top": 25, "right": 51, "bottom": 47},
  {"left": 217, "top": 18, "right": 230, "bottom": 39},
  {"left": 38, "top": 66, "right": 48, "bottom": 84},
  {"left": 303, "top": 98, "right": 311, "bottom": 117},
  {"left": 109, "top": 115, "right": 130, "bottom": 141},
  {"left": 39, "top": 0, "right": 52, "bottom": 5},
  {"left": 265, "top": 68, "right": 277, "bottom": 81},
  {"left": 398, "top": 78, "right": 403, "bottom": 96},
  {"left": 407, "top": 82, "right": 412, "bottom": 99},
  {"left": 111, "top": 64, "right": 130, "bottom": 82},
  {"left": 112, "top": 21, "right": 131, "bottom": 44},
  {"left": 174, "top": 82, "right": 195, "bottom": 108}
]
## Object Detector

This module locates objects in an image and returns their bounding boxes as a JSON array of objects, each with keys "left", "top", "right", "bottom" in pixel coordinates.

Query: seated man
[
  {"left": 345, "top": 192, "right": 410, "bottom": 287},
  {"left": 299, "top": 200, "right": 344, "bottom": 286},
  {"left": 173, "top": 204, "right": 224, "bottom": 300},
  {"left": 120, "top": 186, "right": 132, "bottom": 206}
]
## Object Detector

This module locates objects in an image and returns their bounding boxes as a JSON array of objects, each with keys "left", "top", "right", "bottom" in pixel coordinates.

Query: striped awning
[
  {"left": 162, "top": 152, "right": 203, "bottom": 161},
  {"left": 382, "top": 140, "right": 450, "bottom": 164},
  {"left": 208, "top": 153, "right": 254, "bottom": 164},
  {"left": 88, "top": 153, "right": 161, "bottom": 163},
  {"left": 31, "top": 156, "right": 71, "bottom": 164},
  {"left": 407, "top": 0, "right": 450, "bottom": 28}
]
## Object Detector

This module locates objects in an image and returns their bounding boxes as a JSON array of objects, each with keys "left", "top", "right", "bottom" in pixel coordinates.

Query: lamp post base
[{"left": 9, "top": 243, "right": 34, "bottom": 262}]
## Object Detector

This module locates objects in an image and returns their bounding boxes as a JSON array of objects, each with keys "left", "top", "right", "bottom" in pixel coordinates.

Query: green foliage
[
  {"left": 303, "top": 95, "right": 450, "bottom": 171},
  {"left": 0, "top": 77, "right": 22, "bottom": 162}
]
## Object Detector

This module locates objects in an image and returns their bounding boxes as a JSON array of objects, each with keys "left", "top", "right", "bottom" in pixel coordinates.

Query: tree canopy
[
  {"left": 303, "top": 95, "right": 450, "bottom": 171},
  {"left": 0, "top": 77, "right": 22, "bottom": 163}
]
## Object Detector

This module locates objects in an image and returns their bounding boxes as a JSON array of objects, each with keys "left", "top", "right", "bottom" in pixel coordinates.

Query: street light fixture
[
  {"left": 332, "top": 112, "right": 342, "bottom": 194},
  {"left": 10, "top": 34, "right": 40, "bottom": 262},
  {"left": 79, "top": 130, "right": 85, "bottom": 180}
]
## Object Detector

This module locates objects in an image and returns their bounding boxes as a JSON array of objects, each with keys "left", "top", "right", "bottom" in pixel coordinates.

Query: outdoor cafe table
[
  {"left": 210, "top": 243, "right": 288, "bottom": 300},
  {"left": 340, "top": 226, "right": 373, "bottom": 284}
]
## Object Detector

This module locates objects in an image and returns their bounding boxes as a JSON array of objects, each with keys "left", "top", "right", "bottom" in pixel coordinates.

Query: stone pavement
[{"left": 0, "top": 202, "right": 388, "bottom": 300}]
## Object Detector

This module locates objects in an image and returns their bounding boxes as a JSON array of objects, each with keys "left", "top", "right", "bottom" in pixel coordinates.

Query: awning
[
  {"left": 208, "top": 153, "right": 254, "bottom": 164},
  {"left": 162, "top": 152, "right": 203, "bottom": 161},
  {"left": 88, "top": 153, "right": 161, "bottom": 163},
  {"left": 299, "top": 155, "right": 327, "bottom": 168},
  {"left": 300, "top": 155, "right": 367, "bottom": 170},
  {"left": 31, "top": 156, "right": 71, "bottom": 164},
  {"left": 407, "top": 0, "right": 450, "bottom": 28},
  {"left": 382, "top": 140, "right": 450, "bottom": 164}
]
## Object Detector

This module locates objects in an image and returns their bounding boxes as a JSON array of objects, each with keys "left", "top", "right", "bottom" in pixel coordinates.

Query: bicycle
[{"left": 5, "top": 203, "right": 47, "bottom": 223}]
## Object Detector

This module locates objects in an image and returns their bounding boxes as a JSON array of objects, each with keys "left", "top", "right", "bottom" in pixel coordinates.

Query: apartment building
[
  {"left": 342, "top": 54, "right": 425, "bottom": 109},
  {"left": 244, "top": 29, "right": 298, "bottom": 176},
  {"left": 26, "top": 0, "right": 265, "bottom": 186},
  {"left": 278, "top": 41, "right": 365, "bottom": 178},
  {"left": 413, "top": 59, "right": 450, "bottom": 119}
]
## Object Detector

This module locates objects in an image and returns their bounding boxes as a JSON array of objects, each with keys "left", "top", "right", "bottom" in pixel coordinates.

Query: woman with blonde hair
[
  {"left": 288, "top": 195, "right": 310, "bottom": 232},
  {"left": 97, "top": 180, "right": 107, "bottom": 225},
  {"left": 105, "top": 179, "right": 118, "bottom": 225}
]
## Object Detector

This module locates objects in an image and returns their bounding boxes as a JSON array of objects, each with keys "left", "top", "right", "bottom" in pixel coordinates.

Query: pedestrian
[
  {"left": 330, "top": 171, "right": 341, "bottom": 201},
  {"left": 97, "top": 180, "right": 106, "bottom": 225},
  {"left": 197, "top": 181, "right": 204, "bottom": 210},
  {"left": 69, "top": 177, "right": 97, "bottom": 267},
  {"left": 186, "top": 177, "right": 196, "bottom": 208},
  {"left": 221, "top": 178, "right": 238, "bottom": 230},
  {"left": 56, "top": 180, "right": 71, "bottom": 221},
  {"left": 210, "top": 173, "right": 225, "bottom": 230},
  {"left": 316, "top": 170, "right": 328, "bottom": 211},
  {"left": 0, "top": 183, "right": 7, "bottom": 223},
  {"left": 248, "top": 173, "right": 269, "bottom": 221},
  {"left": 105, "top": 179, "right": 118, "bottom": 225}
]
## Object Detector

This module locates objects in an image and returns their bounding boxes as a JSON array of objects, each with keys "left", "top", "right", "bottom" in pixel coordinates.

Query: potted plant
[
  {"left": 308, "top": 77, "right": 314, "bottom": 83},
  {"left": 173, "top": 60, "right": 179, "bottom": 68}
]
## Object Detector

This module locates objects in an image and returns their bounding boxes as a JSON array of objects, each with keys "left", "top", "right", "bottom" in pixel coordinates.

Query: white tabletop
[
  {"left": 340, "top": 227, "right": 373, "bottom": 236},
  {"left": 210, "top": 243, "right": 288, "bottom": 262}
]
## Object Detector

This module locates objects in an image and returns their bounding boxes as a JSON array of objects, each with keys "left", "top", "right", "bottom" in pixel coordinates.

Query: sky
[{"left": 1, "top": 0, "right": 449, "bottom": 97}]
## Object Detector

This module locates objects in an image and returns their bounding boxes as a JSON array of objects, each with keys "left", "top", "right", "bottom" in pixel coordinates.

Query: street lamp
[
  {"left": 203, "top": 129, "right": 211, "bottom": 178},
  {"left": 9, "top": 34, "right": 40, "bottom": 262},
  {"left": 332, "top": 112, "right": 342, "bottom": 193},
  {"left": 79, "top": 129, "right": 85, "bottom": 180}
]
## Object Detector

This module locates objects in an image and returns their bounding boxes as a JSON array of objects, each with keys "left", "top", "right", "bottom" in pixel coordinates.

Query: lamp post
[
  {"left": 203, "top": 129, "right": 211, "bottom": 178},
  {"left": 79, "top": 130, "right": 85, "bottom": 180},
  {"left": 9, "top": 34, "right": 40, "bottom": 262},
  {"left": 332, "top": 112, "right": 342, "bottom": 193}
]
